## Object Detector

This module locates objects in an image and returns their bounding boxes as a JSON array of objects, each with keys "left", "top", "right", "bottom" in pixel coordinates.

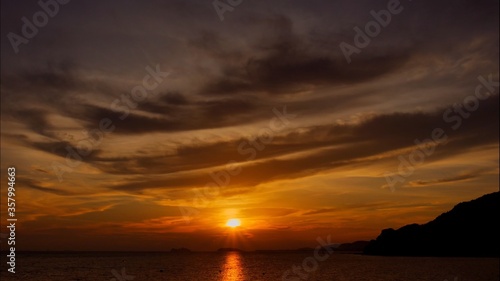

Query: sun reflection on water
[{"left": 222, "top": 251, "right": 244, "bottom": 281}]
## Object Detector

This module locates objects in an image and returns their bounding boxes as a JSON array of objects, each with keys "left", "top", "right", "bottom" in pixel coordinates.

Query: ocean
[{"left": 1, "top": 252, "right": 498, "bottom": 281}]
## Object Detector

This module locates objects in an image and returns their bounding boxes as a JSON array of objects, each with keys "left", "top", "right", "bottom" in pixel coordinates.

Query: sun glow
[{"left": 226, "top": 218, "right": 241, "bottom": 228}]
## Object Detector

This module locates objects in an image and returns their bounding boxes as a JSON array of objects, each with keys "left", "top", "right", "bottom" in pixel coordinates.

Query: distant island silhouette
[
  {"left": 364, "top": 191, "right": 499, "bottom": 257},
  {"left": 170, "top": 248, "right": 192, "bottom": 253},
  {"left": 336, "top": 241, "right": 370, "bottom": 252},
  {"left": 217, "top": 248, "right": 245, "bottom": 252}
]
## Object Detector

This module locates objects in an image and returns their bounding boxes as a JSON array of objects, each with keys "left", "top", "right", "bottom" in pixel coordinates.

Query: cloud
[
  {"left": 407, "top": 171, "right": 482, "bottom": 187},
  {"left": 199, "top": 15, "right": 411, "bottom": 96},
  {"left": 13, "top": 109, "right": 56, "bottom": 138},
  {"left": 302, "top": 208, "right": 339, "bottom": 216},
  {"left": 240, "top": 208, "right": 298, "bottom": 217},
  {"left": 78, "top": 97, "right": 262, "bottom": 134},
  {"left": 22, "top": 179, "right": 74, "bottom": 196},
  {"left": 99, "top": 94, "right": 498, "bottom": 193}
]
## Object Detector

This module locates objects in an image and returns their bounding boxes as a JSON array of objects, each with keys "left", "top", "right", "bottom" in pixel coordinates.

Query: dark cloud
[
  {"left": 1, "top": 62, "right": 119, "bottom": 137},
  {"left": 202, "top": 52, "right": 411, "bottom": 96},
  {"left": 19, "top": 92, "right": 498, "bottom": 188},
  {"left": 25, "top": 139, "right": 102, "bottom": 163},
  {"left": 302, "top": 208, "right": 339, "bottom": 216},
  {"left": 78, "top": 97, "right": 262, "bottom": 134},
  {"left": 160, "top": 92, "right": 189, "bottom": 105},
  {"left": 407, "top": 171, "right": 483, "bottom": 187},
  {"left": 199, "top": 15, "right": 411, "bottom": 96},
  {"left": 302, "top": 202, "right": 390, "bottom": 216},
  {"left": 240, "top": 208, "right": 298, "bottom": 217},
  {"left": 3, "top": 0, "right": 497, "bottom": 139},
  {"left": 22, "top": 179, "right": 74, "bottom": 196},
  {"left": 2, "top": 67, "right": 266, "bottom": 136},
  {"left": 14, "top": 109, "right": 56, "bottom": 138},
  {"left": 1, "top": 61, "right": 110, "bottom": 96},
  {"left": 98, "top": 95, "right": 498, "bottom": 192}
]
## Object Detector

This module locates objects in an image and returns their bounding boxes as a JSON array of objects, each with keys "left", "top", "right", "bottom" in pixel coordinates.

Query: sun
[{"left": 226, "top": 218, "right": 241, "bottom": 228}]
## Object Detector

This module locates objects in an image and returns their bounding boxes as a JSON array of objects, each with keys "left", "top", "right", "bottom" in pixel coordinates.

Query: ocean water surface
[{"left": 1, "top": 252, "right": 498, "bottom": 281}]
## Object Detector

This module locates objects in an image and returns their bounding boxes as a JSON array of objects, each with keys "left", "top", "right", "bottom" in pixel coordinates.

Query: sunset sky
[{"left": 1, "top": 0, "right": 498, "bottom": 251}]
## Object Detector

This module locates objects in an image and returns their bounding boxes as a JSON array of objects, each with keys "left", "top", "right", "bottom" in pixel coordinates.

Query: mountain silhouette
[{"left": 364, "top": 192, "right": 499, "bottom": 256}]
